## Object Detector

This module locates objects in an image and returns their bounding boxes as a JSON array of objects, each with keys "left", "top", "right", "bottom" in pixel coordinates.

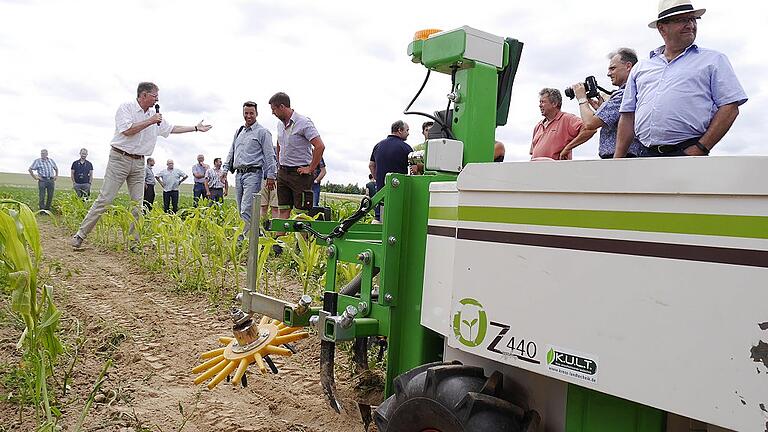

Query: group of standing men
[
  {"left": 530, "top": 0, "right": 747, "bottom": 161},
  {"left": 69, "top": 82, "right": 327, "bottom": 249},
  {"left": 28, "top": 148, "right": 94, "bottom": 211},
  {"left": 142, "top": 154, "right": 228, "bottom": 213}
]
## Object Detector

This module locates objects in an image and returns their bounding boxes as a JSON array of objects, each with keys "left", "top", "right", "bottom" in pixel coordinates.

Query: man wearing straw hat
[{"left": 614, "top": 0, "right": 747, "bottom": 158}]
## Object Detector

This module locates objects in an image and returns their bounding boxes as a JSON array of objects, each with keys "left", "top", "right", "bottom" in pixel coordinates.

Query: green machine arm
[{"left": 239, "top": 26, "right": 522, "bottom": 405}]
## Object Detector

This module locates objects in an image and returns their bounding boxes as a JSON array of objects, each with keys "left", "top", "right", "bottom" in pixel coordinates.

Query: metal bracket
[{"left": 239, "top": 290, "right": 319, "bottom": 326}]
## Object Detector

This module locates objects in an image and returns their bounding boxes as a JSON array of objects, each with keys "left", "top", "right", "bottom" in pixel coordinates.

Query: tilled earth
[{"left": 0, "top": 221, "right": 376, "bottom": 431}]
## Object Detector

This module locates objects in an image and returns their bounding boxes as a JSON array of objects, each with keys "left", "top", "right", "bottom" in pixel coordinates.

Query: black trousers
[
  {"left": 163, "top": 190, "right": 179, "bottom": 213},
  {"left": 209, "top": 187, "right": 224, "bottom": 203},
  {"left": 144, "top": 184, "right": 155, "bottom": 211}
]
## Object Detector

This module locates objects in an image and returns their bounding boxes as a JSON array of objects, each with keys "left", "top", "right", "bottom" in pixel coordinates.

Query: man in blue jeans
[
  {"left": 28, "top": 149, "right": 59, "bottom": 211},
  {"left": 312, "top": 158, "right": 326, "bottom": 207},
  {"left": 223, "top": 101, "right": 277, "bottom": 239},
  {"left": 191, "top": 154, "right": 209, "bottom": 206}
]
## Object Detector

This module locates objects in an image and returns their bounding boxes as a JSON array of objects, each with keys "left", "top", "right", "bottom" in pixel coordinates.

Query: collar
[
  {"left": 650, "top": 43, "right": 698, "bottom": 59},
  {"left": 284, "top": 110, "right": 298, "bottom": 128},
  {"left": 540, "top": 110, "right": 564, "bottom": 126},
  {"left": 131, "top": 99, "right": 147, "bottom": 113},
  {"left": 244, "top": 121, "right": 259, "bottom": 130}
]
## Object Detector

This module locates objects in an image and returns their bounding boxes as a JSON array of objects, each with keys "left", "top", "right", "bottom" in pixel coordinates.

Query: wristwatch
[{"left": 694, "top": 141, "right": 710, "bottom": 155}]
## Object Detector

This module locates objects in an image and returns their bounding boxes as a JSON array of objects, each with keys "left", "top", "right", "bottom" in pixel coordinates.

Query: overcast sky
[{"left": 1, "top": 0, "right": 764, "bottom": 186}]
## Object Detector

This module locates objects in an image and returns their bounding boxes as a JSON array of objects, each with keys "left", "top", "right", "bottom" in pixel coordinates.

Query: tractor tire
[{"left": 374, "top": 362, "right": 540, "bottom": 432}]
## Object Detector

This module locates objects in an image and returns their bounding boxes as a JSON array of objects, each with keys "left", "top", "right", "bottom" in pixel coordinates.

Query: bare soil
[{"left": 0, "top": 221, "right": 375, "bottom": 431}]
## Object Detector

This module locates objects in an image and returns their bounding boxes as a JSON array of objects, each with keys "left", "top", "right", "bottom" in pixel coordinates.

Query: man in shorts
[{"left": 268, "top": 92, "right": 326, "bottom": 221}]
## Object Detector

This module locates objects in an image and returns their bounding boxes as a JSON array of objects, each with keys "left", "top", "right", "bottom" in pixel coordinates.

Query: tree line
[{"left": 321, "top": 182, "right": 364, "bottom": 195}]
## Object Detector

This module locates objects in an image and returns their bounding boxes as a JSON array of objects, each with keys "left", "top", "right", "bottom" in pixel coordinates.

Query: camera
[{"left": 565, "top": 76, "right": 599, "bottom": 99}]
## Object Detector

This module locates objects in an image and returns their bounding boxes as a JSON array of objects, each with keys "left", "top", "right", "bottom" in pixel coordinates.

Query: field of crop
[{"left": 0, "top": 178, "right": 380, "bottom": 431}]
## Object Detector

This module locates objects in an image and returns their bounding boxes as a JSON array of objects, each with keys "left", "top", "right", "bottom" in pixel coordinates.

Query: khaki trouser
[{"left": 76, "top": 149, "right": 145, "bottom": 241}]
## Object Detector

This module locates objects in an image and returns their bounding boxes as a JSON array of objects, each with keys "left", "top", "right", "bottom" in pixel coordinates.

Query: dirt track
[{"left": 0, "top": 221, "right": 369, "bottom": 431}]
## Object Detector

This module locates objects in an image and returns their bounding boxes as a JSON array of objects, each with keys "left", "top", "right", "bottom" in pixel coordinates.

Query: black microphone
[{"left": 154, "top": 104, "right": 161, "bottom": 125}]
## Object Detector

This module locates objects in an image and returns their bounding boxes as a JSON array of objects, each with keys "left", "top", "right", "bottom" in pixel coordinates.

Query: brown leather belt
[{"left": 111, "top": 146, "right": 144, "bottom": 160}]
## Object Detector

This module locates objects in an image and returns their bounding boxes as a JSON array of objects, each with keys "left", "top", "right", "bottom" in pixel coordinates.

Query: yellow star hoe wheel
[{"left": 193, "top": 309, "right": 308, "bottom": 390}]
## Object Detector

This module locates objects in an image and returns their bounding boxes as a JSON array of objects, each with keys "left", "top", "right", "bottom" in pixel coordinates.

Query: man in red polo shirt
[{"left": 530, "top": 88, "right": 583, "bottom": 160}]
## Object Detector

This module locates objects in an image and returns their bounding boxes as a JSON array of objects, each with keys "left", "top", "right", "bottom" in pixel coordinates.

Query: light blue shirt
[
  {"left": 223, "top": 122, "right": 277, "bottom": 180},
  {"left": 191, "top": 163, "right": 207, "bottom": 184},
  {"left": 30, "top": 157, "right": 58, "bottom": 178},
  {"left": 155, "top": 168, "right": 187, "bottom": 192},
  {"left": 620, "top": 44, "right": 747, "bottom": 146},
  {"left": 276, "top": 111, "right": 320, "bottom": 167}
]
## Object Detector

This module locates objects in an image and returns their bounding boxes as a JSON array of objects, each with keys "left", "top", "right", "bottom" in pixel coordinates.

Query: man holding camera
[
  {"left": 560, "top": 49, "right": 642, "bottom": 159},
  {"left": 614, "top": 0, "right": 747, "bottom": 158},
  {"left": 530, "top": 88, "right": 582, "bottom": 160}
]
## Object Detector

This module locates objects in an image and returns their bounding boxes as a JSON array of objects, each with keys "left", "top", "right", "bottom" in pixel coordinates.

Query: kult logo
[
  {"left": 452, "top": 298, "right": 488, "bottom": 347},
  {"left": 547, "top": 348, "right": 597, "bottom": 375}
]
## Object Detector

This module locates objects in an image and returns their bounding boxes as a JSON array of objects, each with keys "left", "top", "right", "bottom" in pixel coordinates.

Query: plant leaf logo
[
  {"left": 452, "top": 298, "right": 488, "bottom": 347},
  {"left": 547, "top": 348, "right": 555, "bottom": 364}
]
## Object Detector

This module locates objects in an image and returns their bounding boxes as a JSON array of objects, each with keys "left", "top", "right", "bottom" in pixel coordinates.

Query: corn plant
[
  {"left": 0, "top": 199, "right": 64, "bottom": 428},
  {"left": 288, "top": 214, "right": 326, "bottom": 295}
]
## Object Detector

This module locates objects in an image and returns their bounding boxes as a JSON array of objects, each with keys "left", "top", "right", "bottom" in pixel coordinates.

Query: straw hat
[{"left": 649, "top": 0, "right": 706, "bottom": 28}]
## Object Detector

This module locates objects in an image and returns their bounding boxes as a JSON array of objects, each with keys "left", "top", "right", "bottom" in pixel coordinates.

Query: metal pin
[{"left": 339, "top": 305, "right": 358, "bottom": 329}]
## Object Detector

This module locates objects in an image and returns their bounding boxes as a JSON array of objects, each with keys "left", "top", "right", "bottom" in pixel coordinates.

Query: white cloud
[{"left": 0, "top": 0, "right": 765, "bottom": 185}]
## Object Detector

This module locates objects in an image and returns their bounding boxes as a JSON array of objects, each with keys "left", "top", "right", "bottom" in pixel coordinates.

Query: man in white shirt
[{"left": 71, "top": 82, "right": 212, "bottom": 249}]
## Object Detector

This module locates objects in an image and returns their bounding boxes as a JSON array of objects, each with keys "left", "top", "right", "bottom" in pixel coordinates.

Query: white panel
[
  {"left": 461, "top": 26, "right": 504, "bottom": 68},
  {"left": 425, "top": 139, "right": 463, "bottom": 173},
  {"left": 445, "top": 225, "right": 768, "bottom": 431},
  {"left": 422, "top": 185, "right": 458, "bottom": 334},
  {"left": 459, "top": 157, "right": 768, "bottom": 196}
]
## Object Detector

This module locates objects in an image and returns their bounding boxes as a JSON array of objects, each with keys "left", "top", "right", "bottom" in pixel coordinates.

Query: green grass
[
  {"left": 0, "top": 172, "right": 199, "bottom": 196},
  {"left": 0, "top": 172, "right": 365, "bottom": 214}
]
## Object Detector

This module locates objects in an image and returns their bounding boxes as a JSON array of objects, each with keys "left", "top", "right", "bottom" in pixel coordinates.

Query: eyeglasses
[
  {"left": 146, "top": 92, "right": 158, "bottom": 98},
  {"left": 662, "top": 16, "right": 700, "bottom": 25}
]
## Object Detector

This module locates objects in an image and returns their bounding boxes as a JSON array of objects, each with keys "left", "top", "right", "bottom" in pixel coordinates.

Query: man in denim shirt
[
  {"left": 223, "top": 101, "right": 276, "bottom": 237},
  {"left": 561, "top": 48, "right": 642, "bottom": 159},
  {"left": 615, "top": 0, "right": 747, "bottom": 158}
]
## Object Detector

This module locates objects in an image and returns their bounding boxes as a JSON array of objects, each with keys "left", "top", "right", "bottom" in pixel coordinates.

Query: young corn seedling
[{"left": 0, "top": 200, "right": 64, "bottom": 428}]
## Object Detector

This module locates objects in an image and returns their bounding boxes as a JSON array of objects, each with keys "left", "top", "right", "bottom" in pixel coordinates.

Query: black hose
[
  {"left": 340, "top": 268, "right": 381, "bottom": 296},
  {"left": 404, "top": 69, "right": 431, "bottom": 113},
  {"left": 402, "top": 68, "right": 454, "bottom": 140}
]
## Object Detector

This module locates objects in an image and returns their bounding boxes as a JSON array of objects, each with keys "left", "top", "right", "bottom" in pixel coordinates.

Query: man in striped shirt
[
  {"left": 28, "top": 149, "right": 59, "bottom": 211},
  {"left": 204, "top": 157, "right": 228, "bottom": 204}
]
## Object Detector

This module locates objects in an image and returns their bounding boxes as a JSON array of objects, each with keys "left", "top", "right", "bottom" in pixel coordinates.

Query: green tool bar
[{"left": 428, "top": 206, "right": 768, "bottom": 239}]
